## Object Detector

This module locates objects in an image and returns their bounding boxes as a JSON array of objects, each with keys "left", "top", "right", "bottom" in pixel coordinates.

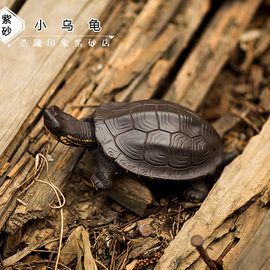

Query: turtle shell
[{"left": 93, "top": 100, "right": 223, "bottom": 181}]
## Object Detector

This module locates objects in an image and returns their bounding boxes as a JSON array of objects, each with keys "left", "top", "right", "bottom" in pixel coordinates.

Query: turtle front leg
[
  {"left": 183, "top": 179, "right": 208, "bottom": 201},
  {"left": 89, "top": 147, "right": 116, "bottom": 191}
]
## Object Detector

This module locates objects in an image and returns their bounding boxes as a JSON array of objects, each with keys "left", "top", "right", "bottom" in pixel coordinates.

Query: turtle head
[{"left": 43, "top": 105, "right": 95, "bottom": 147}]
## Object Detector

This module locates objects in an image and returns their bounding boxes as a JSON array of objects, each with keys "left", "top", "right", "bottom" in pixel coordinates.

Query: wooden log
[
  {"left": 230, "top": 209, "right": 270, "bottom": 270},
  {"left": 163, "top": 0, "right": 263, "bottom": 111},
  {"left": 106, "top": 176, "right": 154, "bottom": 217},
  {"left": 154, "top": 116, "right": 270, "bottom": 270}
]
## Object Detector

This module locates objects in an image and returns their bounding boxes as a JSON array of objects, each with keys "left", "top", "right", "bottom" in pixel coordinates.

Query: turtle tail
[{"left": 222, "top": 150, "right": 238, "bottom": 166}]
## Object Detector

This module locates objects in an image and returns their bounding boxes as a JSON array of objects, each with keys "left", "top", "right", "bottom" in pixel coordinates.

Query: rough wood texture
[
  {"left": 0, "top": 0, "right": 18, "bottom": 9},
  {"left": 106, "top": 176, "right": 154, "bottom": 217},
  {"left": 0, "top": 0, "right": 110, "bottom": 161},
  {"left": 2, "top": 237, "right": 57, "bottom": 267},
  {"left": 230, "top": 210, "right": 270, "bottom": 270},
  {"left": 155, "top": 116, "right": 270, "bottom": 270},
  {"left": 87, "top": 0, "right": 210, "bottom": 103},
  {"left": 163, "top": 0, "right": 263, "bottom": 110},
  {"left": 4, "top": 145, "right": 82, "bottom": 234}
]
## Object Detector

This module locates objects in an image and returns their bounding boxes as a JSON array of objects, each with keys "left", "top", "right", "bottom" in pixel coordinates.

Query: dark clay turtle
[{"left": 43, "top": 99, "right": 237, "bottom": 201}]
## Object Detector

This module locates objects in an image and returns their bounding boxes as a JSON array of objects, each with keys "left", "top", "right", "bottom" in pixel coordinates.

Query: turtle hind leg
[
  {"left": 89, "top": 147, "right": 117, "bottom": 191},
  {"left": 183, "top": 179, "right": 208, "bottom": 201},
  {"left": 222, "top": 150, "right": 238, "bottom": 166},
  {"left": 91, "top": 171, "right": 114, "bottom": 191}
]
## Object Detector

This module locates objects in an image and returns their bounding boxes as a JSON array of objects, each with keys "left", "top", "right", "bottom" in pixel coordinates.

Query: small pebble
[{"left": 138, "top": 223, "right": 152, "bottom": 237}]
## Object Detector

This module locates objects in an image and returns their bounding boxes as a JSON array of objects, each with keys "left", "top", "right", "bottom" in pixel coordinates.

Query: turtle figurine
[{"left": 43, "top": 99, "right": 237, "bottom": 201}]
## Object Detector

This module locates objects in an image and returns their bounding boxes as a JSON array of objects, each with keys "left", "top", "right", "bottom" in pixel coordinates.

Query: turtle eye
[{"left": 52, "top": 124, "right": 59, "bottom": 130}]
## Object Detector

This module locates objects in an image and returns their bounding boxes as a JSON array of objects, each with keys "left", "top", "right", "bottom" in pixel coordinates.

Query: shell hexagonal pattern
[{"left": 93, "top": 100, "right": 223, "bottom": 181}]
